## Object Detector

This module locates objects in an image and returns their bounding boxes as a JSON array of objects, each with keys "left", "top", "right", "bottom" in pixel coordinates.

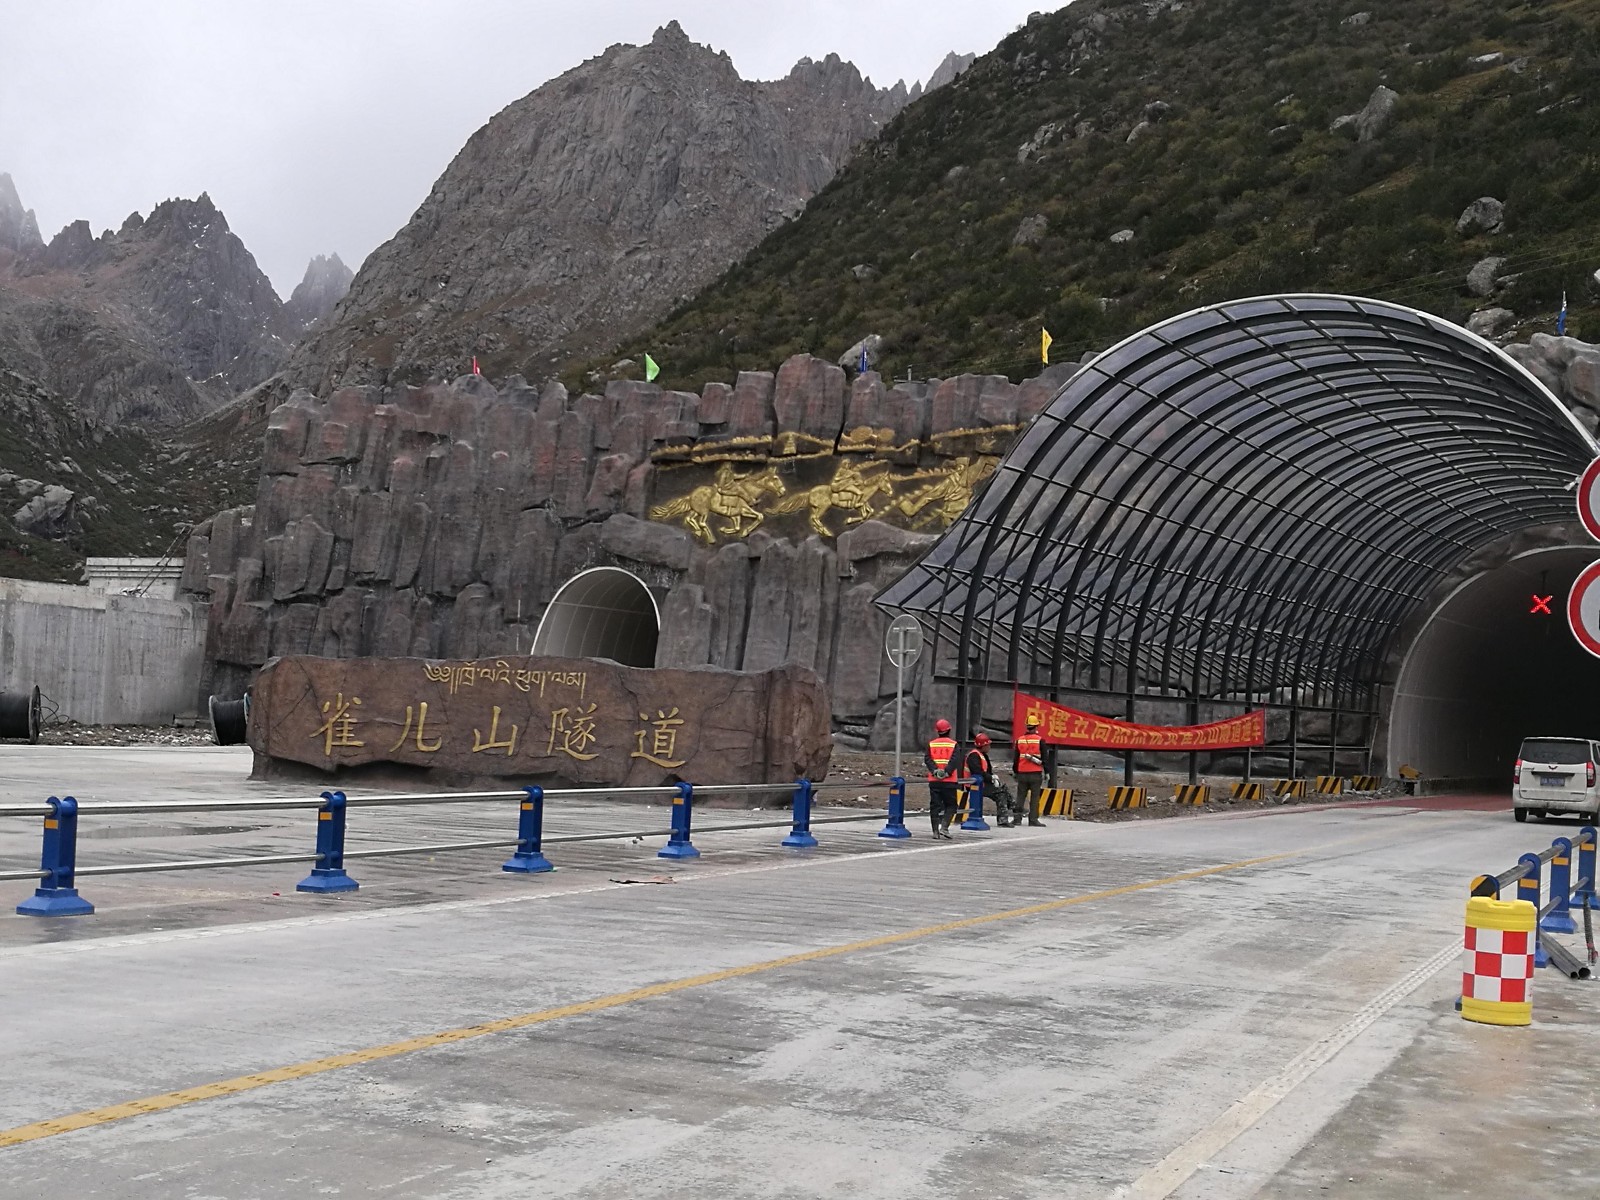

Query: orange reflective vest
[
  {"left": 1015, "top": 732, "right": 1044, "bottom": 774},
  {"left": 962, "top": 748, "right": 991, "bottom": 783},
  {"left": 926, "top": 736, "right": 958, "bottom": 781}
]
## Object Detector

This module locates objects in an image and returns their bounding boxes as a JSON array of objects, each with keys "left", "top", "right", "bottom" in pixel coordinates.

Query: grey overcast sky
[{"left": 1, "top": 1, "right": 1050, "bottom": 296}]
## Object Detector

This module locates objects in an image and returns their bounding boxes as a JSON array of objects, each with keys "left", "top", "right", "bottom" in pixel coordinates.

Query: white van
[{"left": 1513, "top": 736, "right": 1600, "bottom": 822}]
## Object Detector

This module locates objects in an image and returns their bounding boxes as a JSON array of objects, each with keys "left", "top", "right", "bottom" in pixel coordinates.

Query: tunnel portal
[{"left": 877, "top": 294, "right": 1600, "bottom": 785}]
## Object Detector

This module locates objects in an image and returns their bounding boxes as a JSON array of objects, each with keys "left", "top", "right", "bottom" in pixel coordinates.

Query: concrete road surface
[{"left": 1, "top": 746, "right": 1595, "bottom": 1198}]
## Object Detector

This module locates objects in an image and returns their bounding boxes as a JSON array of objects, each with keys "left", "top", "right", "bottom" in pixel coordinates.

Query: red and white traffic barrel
[{"left": 1460, "top": 896, "right": 1536, "bottom": 1026}]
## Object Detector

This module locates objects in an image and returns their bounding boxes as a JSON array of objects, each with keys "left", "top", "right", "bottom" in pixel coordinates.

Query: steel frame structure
[{"left": 877, "top": 295, "right": 1598, "bottom": 775}]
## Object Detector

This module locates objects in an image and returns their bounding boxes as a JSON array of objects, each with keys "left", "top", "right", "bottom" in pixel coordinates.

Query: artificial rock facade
[{"left": 181, "top": 354, "right": 1081, "bottom": 747}]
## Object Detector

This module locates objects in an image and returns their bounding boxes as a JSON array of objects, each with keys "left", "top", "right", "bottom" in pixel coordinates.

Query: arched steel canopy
[{"left": 877, "top": 295, "right": 1598, "bottom": 708}]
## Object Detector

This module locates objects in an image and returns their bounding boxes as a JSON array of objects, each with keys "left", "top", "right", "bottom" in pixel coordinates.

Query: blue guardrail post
[
  {"left": 783, "top": 779, "right": 818, "bottom": 848},
  {"left": 658, "top": 781, "right": 700, "bottom": 859},
  {"left": 1576, "top": 825, "right": 1599, "bottom": 908},
  {"left": 1517, "top": 852, "right": 1548, "bottom": 967},
  {"left": 16, "top": 795, "right": 94, "bottom": 916},
  {"left": 960, "top": 777, "right": 991, "bottom": 832},
  {"left": 297, "top": 790, "right": 359, "bottom": 893},
  {"left": 503, "top": 786, "right": 555, "bottom": 873},
  {"left": 878, "top": 777, "right": 911, "bottom": 839},
  {"left": 1542, "top": 836, "right": 1578, "bottom": 935}
]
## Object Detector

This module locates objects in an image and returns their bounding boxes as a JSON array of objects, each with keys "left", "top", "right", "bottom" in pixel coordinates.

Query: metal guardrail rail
[
  {"left": 1, "top": 776, "right": 949, "bottom": 917},
  {"left": 1472, "top": 827, "right": 1599, "bottom": 976}
]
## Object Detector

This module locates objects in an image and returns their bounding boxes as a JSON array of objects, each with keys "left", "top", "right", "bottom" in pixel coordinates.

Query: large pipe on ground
[
  {"left": 0, "top": 686, "right": 40, "bottom": 744},
  {"left": 208, "top": 694, "right": 250, "bottom": 746}
]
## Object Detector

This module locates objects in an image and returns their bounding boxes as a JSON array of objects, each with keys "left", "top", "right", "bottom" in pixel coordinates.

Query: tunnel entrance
[
  {"left": 1387, "top": 545, "right": 1600, "bottom": 787},
  {"left": 531, "top": 567, "right": 660, "bottom": 667}
]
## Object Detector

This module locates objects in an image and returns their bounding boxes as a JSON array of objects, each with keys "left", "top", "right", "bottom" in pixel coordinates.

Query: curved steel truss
[{"left": 877, "top": 295, "right": 1596, "bottom": 736}]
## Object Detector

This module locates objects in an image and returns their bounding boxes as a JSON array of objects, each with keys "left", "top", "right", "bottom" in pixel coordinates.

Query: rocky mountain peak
[
  {"left": 283, "top": 252, "right": 354, "bottom": 332},
  {"left": 652, "top": 19, "right": 690, "bottom": 46},
  {"left": 0, "top": 172, "right": 45, "bottom": 257},
  {"left": 925, "top": 50, "right": 977, "bottom": 92},
  {"left": 1, "top": 188, "right": 290, "bottom": 427},
  {"left": 40, "top": 218, "right": 97, "bottom": 269},
  {"left": 262, "top": 25, "right": 913, "bottom": 399}
]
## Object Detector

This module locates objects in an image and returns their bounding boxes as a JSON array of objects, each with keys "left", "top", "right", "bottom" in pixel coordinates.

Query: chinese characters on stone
[{"left": 307, "top": 685, "right": 697, "bottom": 770}]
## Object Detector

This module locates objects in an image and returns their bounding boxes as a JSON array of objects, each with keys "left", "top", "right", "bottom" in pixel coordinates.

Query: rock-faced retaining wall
[{"left": 181, "top": 355, "right": 1081, "bottom": 747}]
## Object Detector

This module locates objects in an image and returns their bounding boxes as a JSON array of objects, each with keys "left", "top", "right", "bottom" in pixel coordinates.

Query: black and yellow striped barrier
[
  {"left": 1314, "top": 775, "right": 1344, "bottom": 795},
  {"left": 1348, "top": 775, "right": 1381, "bottom": 792},
  {"left": 1107, "top": 786, "right": 1146, "bottom": 810},
  {"left": 1172, "top": 784, "right": 1210, "bottom": 805},
  {"left": 1039, "top": 788, "right": 1074, "bottom": 817},
  {"left": 1274, "top": 779, "right": 1308, "bottom": 798},
  {"left": 1230, "top": 781, "right": 1264, "bottom": 801}
]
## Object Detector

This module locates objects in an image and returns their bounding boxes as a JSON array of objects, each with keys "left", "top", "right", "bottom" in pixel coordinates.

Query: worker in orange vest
[
  {"left": 965, "top": 731, "right": 1011, "bottom": 826},
  {"left": 925, "top": 718, "right": 960, "bottom": 839},
  {"left": 1013, "top": 714, "right": 1046, "bottom": 826}
]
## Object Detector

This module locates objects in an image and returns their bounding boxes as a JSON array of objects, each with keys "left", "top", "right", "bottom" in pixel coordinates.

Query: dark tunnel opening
[
  {"left": 530, "top": 567, "right": 661, "bottom": 667},
  {"left": 1386, "top": 546, "right": 1600, "bottom": 788}
]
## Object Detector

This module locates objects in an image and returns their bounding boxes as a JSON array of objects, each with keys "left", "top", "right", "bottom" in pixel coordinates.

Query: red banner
[{"left": 1013, "top": 691, "right": 1265, "bottom": 751}]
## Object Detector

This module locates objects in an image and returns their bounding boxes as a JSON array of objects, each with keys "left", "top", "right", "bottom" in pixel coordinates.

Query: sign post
[
  {"left": 1577, "top": 458, "right": 1600, "bottom": 543},
  {"left": 885, "top": 615, "right": 924, "bottom": 781},
  {"left": 1568, "top": 561, "right": 1600, "bottom": 659},
  {"left": 1573, "top": 460, "right": 1600, "bottom": 656}
]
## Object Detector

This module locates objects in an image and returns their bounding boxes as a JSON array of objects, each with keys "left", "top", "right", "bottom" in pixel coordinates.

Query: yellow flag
[
  {"left": 1041, "top": 328, "right": 1053, "bottom": 365},
  {"left": 644, "top": 353, "right": 660, "bottom": 382}
]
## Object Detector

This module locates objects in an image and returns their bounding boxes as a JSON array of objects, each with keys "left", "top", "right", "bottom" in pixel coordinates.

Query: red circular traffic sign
[
  {"left": 1568, "top": 559, "right": 1600, "bottom": 658},
  {"left": 1577, "top": 458, "right": 1600, "bottom": 542}
]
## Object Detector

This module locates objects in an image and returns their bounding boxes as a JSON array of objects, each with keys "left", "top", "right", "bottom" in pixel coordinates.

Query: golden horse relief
[
  {"left": 649, "top": 453, "right": 1000, "bottom": 542},
  {"left": 769, "top": 459, "right": 896, "bottom": 537},
  {"left": 650, "top": 464, "right": 786, "bottom": 544},
  {"left": 893, "top": 456, "right": 999, "bottom": 528}
]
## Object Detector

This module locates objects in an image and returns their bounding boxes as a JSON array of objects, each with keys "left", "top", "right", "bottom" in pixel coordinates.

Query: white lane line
[{"left": 1116, "top": 938, "right": 1461, "bottom": 1199}]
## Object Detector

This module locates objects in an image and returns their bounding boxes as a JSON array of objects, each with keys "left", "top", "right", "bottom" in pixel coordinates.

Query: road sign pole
[
  {"left": 885, "top": 616, "right": 924, "bottom": 782},
  {"left": 894, "top": 630, "right": 905, "bottom": 781}
]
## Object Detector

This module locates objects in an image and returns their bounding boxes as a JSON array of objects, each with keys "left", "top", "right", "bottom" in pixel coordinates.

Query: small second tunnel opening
[{"left": 530, "top": 567, "right": 660, "bottom": 667}]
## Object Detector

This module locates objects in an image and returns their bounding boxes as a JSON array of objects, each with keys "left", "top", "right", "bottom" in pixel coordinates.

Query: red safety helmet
[
  {"left": 974, "top": 732, "right": 991, "bottom": 748},
  {"left": 934, "top": 718, "right": 952, "bottom": 734}
]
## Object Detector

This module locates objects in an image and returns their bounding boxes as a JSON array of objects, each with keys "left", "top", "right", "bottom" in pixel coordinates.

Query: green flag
[{"left": 644, "top": 353, "right": 660, "bottom": 382}]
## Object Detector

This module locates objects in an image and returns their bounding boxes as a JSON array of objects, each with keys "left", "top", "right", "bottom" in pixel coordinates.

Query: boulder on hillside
[
  {"left": 838, "top": 334, "right": 883, "bottom": 373},
  {"left": 1466, "top": 307, "right": 1515, "bottom": 339},
  {"left": 1456, "top": 197, "right": 1505, "bottom": 236},
  {"left": 1012, "top": 214, "right": 1049, "bottom": 247},
  {"left": 1015, "top": 122, "right": 1062, "bottom": 163},
  {"left": 1466, "top": 256, "right": 1508, "bottom": 297},
  {"left": 1110, "top": 228, "right": 1135, "bottom": 244},
  {"left": 12, "top": 484, "right": 76, "bottom": 536},
  {"left": 1331, "top": 85, "right": 1398, "bottom": 141}
]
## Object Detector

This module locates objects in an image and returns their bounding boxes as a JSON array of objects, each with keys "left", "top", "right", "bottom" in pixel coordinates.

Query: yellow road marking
[{"left": 0, "top": 849, "right": 1300, "bottom": 1149}]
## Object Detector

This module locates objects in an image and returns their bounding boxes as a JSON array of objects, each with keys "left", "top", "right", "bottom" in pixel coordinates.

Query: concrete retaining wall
[{"left": 0, "top": 579, "right": 205, "bottom": 724}]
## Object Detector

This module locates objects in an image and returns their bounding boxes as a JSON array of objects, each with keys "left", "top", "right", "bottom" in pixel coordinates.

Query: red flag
[{"left": 471, "top": 356, "right": 480, "bottom": 375}]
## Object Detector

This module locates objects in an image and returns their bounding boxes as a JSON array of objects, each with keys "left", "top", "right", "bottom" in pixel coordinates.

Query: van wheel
[{"left": 1514, "top": 808, "right": 1528, "bottom": 822}]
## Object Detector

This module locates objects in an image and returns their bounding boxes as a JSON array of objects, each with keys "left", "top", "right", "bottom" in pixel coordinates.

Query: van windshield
[{"left": 1521, "top": 739, "right": 1591, "bottom": 764}]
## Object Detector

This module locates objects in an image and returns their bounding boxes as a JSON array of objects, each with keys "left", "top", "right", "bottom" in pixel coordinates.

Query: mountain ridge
[{"left": 604, "top": 0, "right": 1600, "bottom": 391}]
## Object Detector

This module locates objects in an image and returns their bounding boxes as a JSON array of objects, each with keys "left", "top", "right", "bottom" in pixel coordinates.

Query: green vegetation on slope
[
  {"left": 595, "top": 0, "right": 1600, "bottom": 391},
  {"left": 0, "top": 367, "right": 257, "bottom": 583}
]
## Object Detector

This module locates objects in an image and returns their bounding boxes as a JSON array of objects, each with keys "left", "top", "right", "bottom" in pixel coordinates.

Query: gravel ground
[{"left": 32, "top": 722, "right": 215, "bottom": 748}]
